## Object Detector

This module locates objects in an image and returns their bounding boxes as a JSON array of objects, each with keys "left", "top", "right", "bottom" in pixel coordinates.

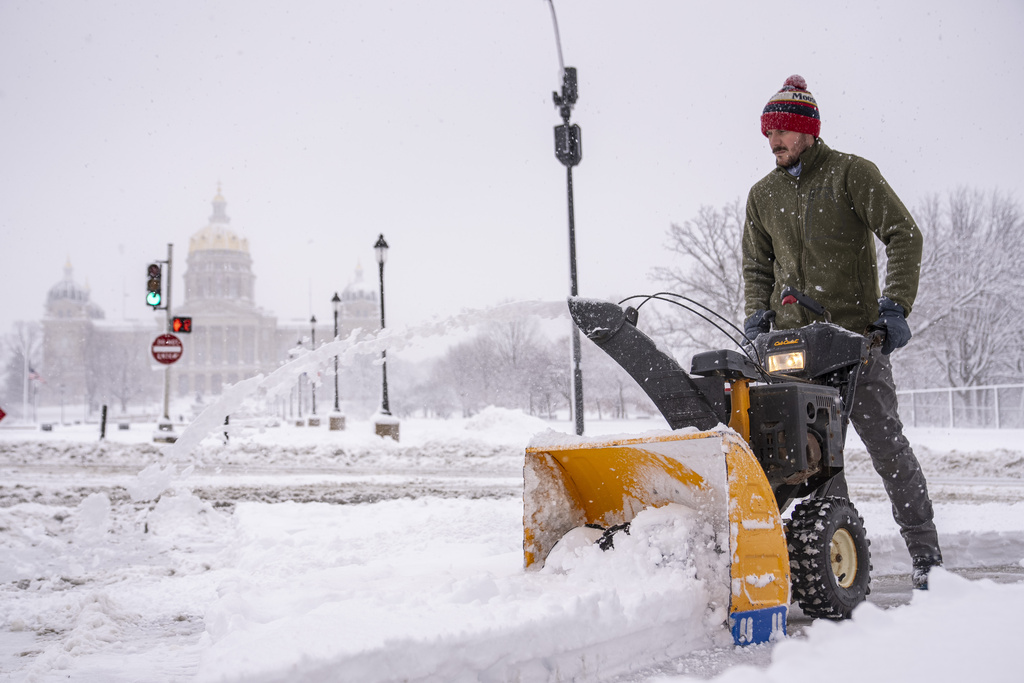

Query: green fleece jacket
[{"left": 742, "top": 138, "right": 923, "bottom": 334}]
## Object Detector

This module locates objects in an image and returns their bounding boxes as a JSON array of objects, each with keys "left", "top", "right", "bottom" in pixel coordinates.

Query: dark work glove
[
  {"left": 873, "top": 297, "right": 911, "bottom": 355},
  {"left": 743, "top": 309, "right": 776, "bottom": 341}
]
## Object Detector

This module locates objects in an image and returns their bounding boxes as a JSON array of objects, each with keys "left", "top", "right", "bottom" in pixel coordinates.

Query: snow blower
[{"left": 524, "top": 292, "right": 878, "bottom": 645}]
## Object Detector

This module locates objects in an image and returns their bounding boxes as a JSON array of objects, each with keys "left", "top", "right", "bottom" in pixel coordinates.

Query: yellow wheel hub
[{"left": 830, "top": 528, "right": 858, "bottom": 588}]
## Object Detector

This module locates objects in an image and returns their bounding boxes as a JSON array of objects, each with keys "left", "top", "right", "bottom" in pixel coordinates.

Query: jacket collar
[{"left": 774, "top": 138, "right": 830, "bottom": 178}]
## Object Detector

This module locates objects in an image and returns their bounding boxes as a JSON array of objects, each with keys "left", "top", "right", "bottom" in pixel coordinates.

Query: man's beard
[{"left": 773, "top": 147, "right": 799, "bottom": 167}]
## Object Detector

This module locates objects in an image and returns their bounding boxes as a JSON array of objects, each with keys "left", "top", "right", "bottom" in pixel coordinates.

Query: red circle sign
[{"left": 152, "top": 333, "right": 183, "bottom": 365}]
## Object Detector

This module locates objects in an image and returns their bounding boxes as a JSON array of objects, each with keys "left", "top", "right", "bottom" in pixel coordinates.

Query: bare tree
[
  {"left": 487, "top": 318, "right": 536, "bottom": 408},
  {"left": 428, "top": 337, "right": 495, "bottom": 417},
  {"left": 0, "top": 322, "right": 43, "bottom": 420},
  {"left": 416, "top": 319, "right": 570, "bottom": 419},
  {"left": 898, "top": 189, "right": 1024, "bottom": 388},
  {"left": 579, "top": 334, "right": 658, "bottom": 420},
  {"left": 650, "top": 200, "right": 746, "bottom": 357},
  {"left": 87, "top": 328, "right": 156, "bottom": 413}
]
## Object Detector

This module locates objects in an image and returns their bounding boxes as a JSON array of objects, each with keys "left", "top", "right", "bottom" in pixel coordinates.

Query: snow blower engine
[{"left": 524, "top": 290, "right": 881, "bottom": 645}]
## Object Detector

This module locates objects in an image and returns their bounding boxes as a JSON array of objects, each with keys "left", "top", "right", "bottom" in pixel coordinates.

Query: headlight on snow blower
[{"left": 766, "top": 350, "right": 806, "bottom": 374}]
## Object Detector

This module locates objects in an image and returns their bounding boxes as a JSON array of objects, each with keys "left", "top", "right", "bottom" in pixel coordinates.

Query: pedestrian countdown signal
[
  {"left": 172, "top": 316, "right": 192, "bottom": 333},
  {"left": 146, "top": 263, "right": 162, "bottom": 307}
]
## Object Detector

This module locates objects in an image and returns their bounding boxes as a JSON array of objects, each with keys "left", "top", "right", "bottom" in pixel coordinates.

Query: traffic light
[
  {"left": 146, "top": 263, "right": 162, "bottom": 307},
  {"left": 172, "top": 316, "right": 192, "bottom": 333}
]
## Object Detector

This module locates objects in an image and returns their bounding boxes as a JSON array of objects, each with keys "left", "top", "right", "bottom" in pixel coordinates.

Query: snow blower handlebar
[{"left": 778, "top": 286, "right": 888, "bottom": 351}]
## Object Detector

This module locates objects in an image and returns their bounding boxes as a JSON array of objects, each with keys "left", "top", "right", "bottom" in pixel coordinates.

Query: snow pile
[
  {"left": 861, "top": 500, "right": 1024, "bottom": 575},
  {"left": 844, "top": 428, "right": 1024, "bottom": 480},
  {"left": 74, "top": 492, "right": 111, "bottom": 540},
  {"left": 0, "top": 414, "right": 545, "bottom": 509},
  {"left": 0, "top": 489, "right": 232, "bottom": 681},
  {"left": 655, "top": 569, "right": 1024, "bottom": 682},
  {"left": 196, "top": 500, "right": 730, "bottom": 683},
  {"left": 464, "top": 405, "right": 552, "bottom": 438}
]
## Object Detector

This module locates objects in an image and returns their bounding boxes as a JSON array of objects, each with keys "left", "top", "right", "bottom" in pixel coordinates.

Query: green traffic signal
[{"left": 146, "top": 263, "right": 163, "bottom": 307}]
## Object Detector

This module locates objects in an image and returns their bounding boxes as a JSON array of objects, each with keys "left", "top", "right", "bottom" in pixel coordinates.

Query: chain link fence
[{"left": 898, "top": 384, "right": 1024, "bottom": 429}]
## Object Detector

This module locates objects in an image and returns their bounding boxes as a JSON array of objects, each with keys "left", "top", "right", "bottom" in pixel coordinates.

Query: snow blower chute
[{"left": 525, "top": 296, "right": 877, "bottom": 645}]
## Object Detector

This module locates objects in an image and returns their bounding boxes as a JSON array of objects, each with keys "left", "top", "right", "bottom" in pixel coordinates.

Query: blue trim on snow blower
[{"left": 731, "top": 605, "right": 787, "bottom": 645}]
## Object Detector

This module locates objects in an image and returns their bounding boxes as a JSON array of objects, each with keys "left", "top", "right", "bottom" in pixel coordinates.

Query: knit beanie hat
[{"left": 761, "top": 75, "right": 820, "bottom": 137}]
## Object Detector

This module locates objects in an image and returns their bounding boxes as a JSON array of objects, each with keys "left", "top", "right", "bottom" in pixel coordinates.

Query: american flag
[{"left": 28, "top": 367, "right": 43, "bottom": 382}]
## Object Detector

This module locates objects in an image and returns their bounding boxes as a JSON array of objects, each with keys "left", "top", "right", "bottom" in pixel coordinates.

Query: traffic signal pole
[
  {"left": 157, "top": 243, "right": 175, "bottom": 438},
  {"left": 163, "top": 243, "right": 172, "bottom": 420}
]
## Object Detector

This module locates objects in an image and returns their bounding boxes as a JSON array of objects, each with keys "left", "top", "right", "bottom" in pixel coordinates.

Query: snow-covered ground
[{"left": 1, "top": 409, "right": 1023, "bottom": 682}]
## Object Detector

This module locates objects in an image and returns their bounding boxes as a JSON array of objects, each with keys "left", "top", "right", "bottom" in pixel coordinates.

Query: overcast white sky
[{"left": 2, "top": 1, "right": 1022, "bottom": 344}]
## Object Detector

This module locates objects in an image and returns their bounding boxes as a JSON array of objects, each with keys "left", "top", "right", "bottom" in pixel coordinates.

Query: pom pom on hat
[
  {"left": 782, "top": 74, "right": 807, "bottom": 91},
  {"left": 761, "top": 74, "right": 820, "bottom": 137}
]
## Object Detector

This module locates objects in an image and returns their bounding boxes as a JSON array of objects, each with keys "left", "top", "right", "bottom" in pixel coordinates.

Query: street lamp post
[
  {"left": 373, "top": 234, "right": 399, "bottom": 440},
  {"left": 547, "top": 2, "right": 585, "bottom": 436},
  {"left": 308, "top": 315, "right": 320, "bottom": 426},
  {"left": 329, "top": 292, "right": 346, "bottom": 431},
  {"left": 292, "top": 338, "right": 304, "bottom": 425}
]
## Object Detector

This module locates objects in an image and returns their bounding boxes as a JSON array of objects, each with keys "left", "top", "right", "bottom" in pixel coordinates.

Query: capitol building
[{"left": 37, "top": 188, "right": 379, "bottom": 416}]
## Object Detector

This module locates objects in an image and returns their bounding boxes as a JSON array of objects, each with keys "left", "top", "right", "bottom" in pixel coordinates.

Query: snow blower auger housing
[{"left": 524, "top": 296, "right": 876, "bottom": 645}]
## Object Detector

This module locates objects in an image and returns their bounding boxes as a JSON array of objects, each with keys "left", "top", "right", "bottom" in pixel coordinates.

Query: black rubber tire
[{"left": 787, "top": 496, "right": 872, "bottom": 620}]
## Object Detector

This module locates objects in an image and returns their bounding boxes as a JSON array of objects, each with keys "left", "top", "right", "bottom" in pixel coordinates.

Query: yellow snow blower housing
[{"left": 524, "top": 427, "right": 790, "bottom": 645}]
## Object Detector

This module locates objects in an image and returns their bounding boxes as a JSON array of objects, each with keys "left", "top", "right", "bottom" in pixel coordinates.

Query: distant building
[
  {"left": 36, "top": 188, "right": 379, "bottom": 414},
  {"left": 41, "top": 261, "right": 158, "bottom": 413},
  {"left": 338, "top": 262, "right": 380, "bottom": 329},
  {"left": 41, "top": 260, "right": 105, "bottom": 402},
  {"left": 173, "top": 189, "right": 279, "bottom": 398}
]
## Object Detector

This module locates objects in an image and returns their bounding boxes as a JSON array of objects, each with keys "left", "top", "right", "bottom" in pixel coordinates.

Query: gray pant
[{"left": 848, "top": 347, "right": 942, "bottom": 564}]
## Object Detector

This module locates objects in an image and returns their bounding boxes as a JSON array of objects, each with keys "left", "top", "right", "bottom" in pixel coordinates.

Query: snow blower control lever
[{"left": 781, "top": 285, "right": 831, "bottom": 323}]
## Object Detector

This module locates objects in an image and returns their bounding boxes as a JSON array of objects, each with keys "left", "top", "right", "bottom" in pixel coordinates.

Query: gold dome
[
  {"left": 188, "top": 186, "right": 250, "bottom": 254},
  {"left": 189, "top": 225, "right": 250, "bottom": 254}
]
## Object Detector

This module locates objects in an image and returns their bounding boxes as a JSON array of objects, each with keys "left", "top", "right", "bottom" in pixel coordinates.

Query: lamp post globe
[{"left": 374, "top": 234, "right": 389, "bottom": 267}]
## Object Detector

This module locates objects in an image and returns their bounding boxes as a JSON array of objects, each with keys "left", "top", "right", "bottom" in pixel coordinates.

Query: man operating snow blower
[{"left": 742, "top": 75, "right": 942, "bottom": 589}]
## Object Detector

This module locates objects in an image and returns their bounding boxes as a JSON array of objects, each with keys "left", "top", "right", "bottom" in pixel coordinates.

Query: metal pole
[
  {"left": 378, "top": 260, "right": 390, "bottom": 415},
  {"left": 22, "top": 344, "right": 28, "bottom": 424},
  {"left": 333, "top": 306, "right": 340, "bottom": 412},
  {"left": 310, "top": 316, "right": 317, "bottom": 416},
  {"left": 566, "top": 166, "right": 584, "bottom": 436},
  {"left": 994, "top": 386, "right": 1001, "bottom": 429},
  {"left": 162, "top": 243, "right": 173, "bottom": 423},
  {"left": 294, "top": 342, "right": 304, "bottom": 420}
]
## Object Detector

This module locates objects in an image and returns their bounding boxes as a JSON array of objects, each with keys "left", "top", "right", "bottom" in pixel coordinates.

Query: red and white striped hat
[{"left": 761, "top": 75, "right": 820, "bottom": 138}]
